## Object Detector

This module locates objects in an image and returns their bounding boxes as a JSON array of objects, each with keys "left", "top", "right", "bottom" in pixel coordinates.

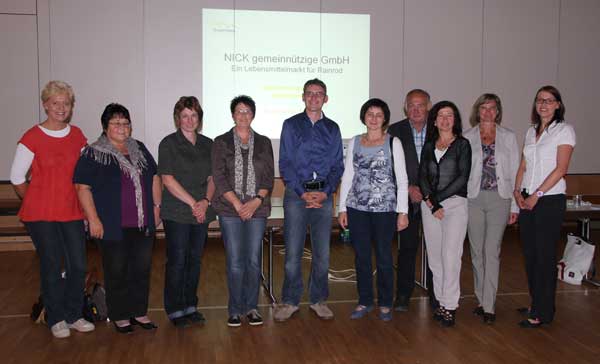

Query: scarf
[
  {"left": 233, "top": 128, "right": 256, "bottom": 200},
  {"left": 87, "top": 134, "right": 148, "bottom": 228}
]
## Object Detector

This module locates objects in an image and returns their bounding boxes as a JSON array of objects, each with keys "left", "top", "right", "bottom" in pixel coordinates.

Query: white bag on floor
[{"left": 557, "top": 234, "right": 595, "bottom": 285}]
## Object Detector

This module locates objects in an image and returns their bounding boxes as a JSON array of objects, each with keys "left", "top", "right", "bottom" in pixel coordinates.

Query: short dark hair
[
  {"left": 426, "top": 100, "right": 463, "bottom": 142},
  {"left": 359, "top": 98, "right": 391, "bottom": 129},
  {"left": 230, "top": 95, "right": 256, "bottom": 116},
  {"left": 101, "top": 103, "right": 131, "bottom": 131},
  {"left": 173, "top": 96, "right": 203, "bottom": 129},
  {"left": 470, "top": 93, "right": 503, "bottom": 126},
  {"left": 303, "top": 78, "right": 327, "bottom": 95},
  {"left": 531, "top": 85, "right": 565, "bottom": 133}
]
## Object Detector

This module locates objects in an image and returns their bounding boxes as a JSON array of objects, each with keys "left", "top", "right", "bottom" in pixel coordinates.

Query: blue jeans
[
  {"left": 281, "top": 188, "right": 333, "bottom": 306},
  {"left": 163, "top": 220, "right": 208, "bottom": 320},
  {"left": 25, "top": 220, "right": 86, "bottom": 327},
  {"left": 347, "top": 208, "right": 396, "bottom": 307},
  {"left": 219, "top": 216, "right": 266, "bottom": 316}
]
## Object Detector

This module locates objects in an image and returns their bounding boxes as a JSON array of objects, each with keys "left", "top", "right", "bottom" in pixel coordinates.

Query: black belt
[{"left": 303, "top": 180, "right": 325, "bottom": 192}]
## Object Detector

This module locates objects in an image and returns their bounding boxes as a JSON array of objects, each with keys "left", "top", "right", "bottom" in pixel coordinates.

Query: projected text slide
[{"left": 202, "top": 8, "right": 370, "bottom": 139}]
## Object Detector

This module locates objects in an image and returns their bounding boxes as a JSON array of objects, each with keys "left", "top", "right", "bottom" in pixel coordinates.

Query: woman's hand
[
  {"left": 397, "top": 213, "right": 409, "bottom": 231},
  {"left": 338, "top": 212, "right": 348, "bottom": 229},
  {"left": 425, "top": 200, "right": 433, "bottom": 210},
  {"left": 238, "top": 198, "right": 261, "bottom": 221},
  {"left": 88, "top": 217, "right": 104, "bottom": 239},
  {"left": 514, "top": 190, "right": 526, "bottom": 210},
  {"left": 433, "top": 208, "right": 444, "bottom": 220},
  {"left": 192, "top": 199, "right": 209, "bottom": 223},
  {"left": 508, "top": 212, "right": 519, "bottom": 225},
  {"left": 523, "top": 195, "right": 539, "bottom": 210},
  {"left": 154, "top": 205, "right": 162, "bottom": 228}
]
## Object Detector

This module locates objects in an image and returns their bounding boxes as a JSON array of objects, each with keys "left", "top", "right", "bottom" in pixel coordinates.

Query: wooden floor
[{"left": 1, "top": 226, "right": 599, "bottom": 364}]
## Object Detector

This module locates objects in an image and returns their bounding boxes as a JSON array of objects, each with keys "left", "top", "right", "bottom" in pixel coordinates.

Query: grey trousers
[
  {"left": 421, "top": 196, "right": 468, "bottom": 310},
  {"left": 467, "top": 190, "right": 511, "bottom": 313}
]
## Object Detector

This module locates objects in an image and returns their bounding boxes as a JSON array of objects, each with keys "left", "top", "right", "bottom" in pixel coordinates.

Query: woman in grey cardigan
[
  {"left": 464, "top": 93, "right": 520, "bottom": 324},
  {"left": 212, "top": 95, "right": 274, "bottom": 328}
]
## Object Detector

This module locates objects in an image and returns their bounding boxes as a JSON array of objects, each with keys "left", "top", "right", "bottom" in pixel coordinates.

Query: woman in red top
[{"left": 10, "top": 81, "right": 94, "bottom": 338}]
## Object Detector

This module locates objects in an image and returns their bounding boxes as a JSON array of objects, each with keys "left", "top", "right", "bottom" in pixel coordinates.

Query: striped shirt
[{"left": 410, "top": 123, "right": 427, "bottom": 162}]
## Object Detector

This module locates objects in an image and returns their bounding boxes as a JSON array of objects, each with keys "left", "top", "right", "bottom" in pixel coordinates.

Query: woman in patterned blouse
[{"left": 338, "top": 98, "right": 409, "bottom": 322}]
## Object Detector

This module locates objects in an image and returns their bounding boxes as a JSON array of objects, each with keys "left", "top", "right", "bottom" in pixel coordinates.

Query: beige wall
[{"left": 1, "top": 0, "right": 599, "bottom": 179}]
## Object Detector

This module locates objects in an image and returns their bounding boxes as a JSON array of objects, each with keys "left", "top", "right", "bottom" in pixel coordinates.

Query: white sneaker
[
  {"left": 309, "top": 302, "right": 334, "bottom": 320},
  {"left": 51, "top": 321, "right": 70, "bottom": 338},
  {"left": 67, "top": 318, "right": 95, "bottom": 333},
  {"left": 273, "top": 304, "right": 299, "bottom": 322}
]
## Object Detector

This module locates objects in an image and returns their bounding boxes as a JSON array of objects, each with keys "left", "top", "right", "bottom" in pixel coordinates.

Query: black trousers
[
  {"left": 99, "top": 228, "right": 154, "bottom": 321},
  {"left": 518, "top": 194, "right": 566, "bottom": 323},
  {"left": 396, "top": 203, "right": 435, "bottom": 300}
]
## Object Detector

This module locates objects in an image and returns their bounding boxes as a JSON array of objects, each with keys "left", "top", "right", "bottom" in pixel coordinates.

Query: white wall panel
[
  {"left": 0, "top": 0, "right": 36, "bottom": 14},
  {"left": 558, "top": 0, "right": 600, "bottom": 173},
  {"left": 45, "top": 0, "right": 145, "bottom": 143},
  {"left": 0, "top": 15, "right": 38, "bottom": 179},
  {"left": 482, "top": 0, "right": 559, "bottom": 150},
  {"left": 403, "top": 0, "right": 482, "bottom": 128},
  {"left": 322, "top": 0, "right": 404, "bottom": 123}
]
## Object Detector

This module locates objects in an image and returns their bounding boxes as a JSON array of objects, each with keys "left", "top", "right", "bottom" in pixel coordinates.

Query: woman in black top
[
  {"left": 158, "top": 96, "right": 216, "bottom": 327},
  {"left": 419, "top": 101, "right": 471, "bottom": 327}
]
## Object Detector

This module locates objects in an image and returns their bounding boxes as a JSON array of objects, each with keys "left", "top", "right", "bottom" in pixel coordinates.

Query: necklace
[
  {"left": 436, "top": 136, "right": 455, "bottom": 150},
  {"left": 362, "top": 133, "right": 385, "bottom": 147}
]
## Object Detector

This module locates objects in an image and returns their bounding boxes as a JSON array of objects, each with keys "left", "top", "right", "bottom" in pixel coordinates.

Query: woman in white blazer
[{"left": 464, "top": 94, "right": 520, "bottom": 324}]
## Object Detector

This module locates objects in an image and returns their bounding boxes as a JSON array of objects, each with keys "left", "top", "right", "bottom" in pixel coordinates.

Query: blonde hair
[{"left": 41, "top": 80, "right": 75, "bottom": 105}]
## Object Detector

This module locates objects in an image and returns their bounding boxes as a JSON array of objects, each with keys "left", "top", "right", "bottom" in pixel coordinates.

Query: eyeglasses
[
  {"left": 108, "top": 122, "right": 131, "bottom": 128},
  {"left": 535, "top": 98, "right": 557, "bottom": 105},
  {"left": 304, "top": 91, "right": 326, "bottom": 98},
  {"left": 234, "top": 109, "right": 253, "bottom": 115}
]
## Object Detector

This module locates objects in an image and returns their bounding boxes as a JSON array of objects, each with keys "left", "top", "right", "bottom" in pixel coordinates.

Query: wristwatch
[
  {"left": 254, "top": 195, "right": 265, "bottom": 203},
  {"left": 535, "top": 190, "right": 545, "bottom": 197},
  {"left": 201, "top": 197, "right": 211, "bottom": 206}
]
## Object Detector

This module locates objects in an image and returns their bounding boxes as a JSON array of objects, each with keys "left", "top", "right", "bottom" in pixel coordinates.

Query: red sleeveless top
[{"left": 18, "top": 125, "right": 87, "bottom": 222}]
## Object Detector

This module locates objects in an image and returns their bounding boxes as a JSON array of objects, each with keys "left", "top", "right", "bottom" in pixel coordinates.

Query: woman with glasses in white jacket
[{"left": 464, "top": 93, "right": 520, "bottom": 325}]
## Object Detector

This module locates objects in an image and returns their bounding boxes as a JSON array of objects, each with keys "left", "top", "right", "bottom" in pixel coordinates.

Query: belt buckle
[{"left": 303, "top": 180, "right": 323, "bottom": 192}]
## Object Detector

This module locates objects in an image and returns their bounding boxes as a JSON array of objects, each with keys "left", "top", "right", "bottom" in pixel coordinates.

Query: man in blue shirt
[{"left": 274, "top": 78, "right": 344, "bottom": 321}]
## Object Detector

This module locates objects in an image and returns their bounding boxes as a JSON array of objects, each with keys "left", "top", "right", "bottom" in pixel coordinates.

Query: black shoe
[
  {"left": 246, "top": 310, "right": 263, "bottom": 326},
  {"left": 433, "top": 307, "right": 445, "bottom": 321},
  {"left": 518, "top": 318, "right": 542, "bottom": 328},
  {"left": 113, "top": 322, "right": 134, "bottom": 334},
  {"left": 483, "top": 312, "right": 496, "bottom": 324},
  {"left": 186, "top": 311, "right": 206, "bottom": 325},
  {"left": 516, "top": 307, "right": 530, "bottom": 316},
  {"left": 227, "top": 315, "right": 242, "bottom": 327},
  {"left": 429, "top": 297, "right": 440, "bottom": 310},
  {"left": 441, "top": 309, "right": 456, "bottom": 327},
  {"left": 130, "top": 317, "right": 158, "bottom": 330},
  {"left": 393, "top": 295, "right": 410, "bottom": 312},
  {"left": 472, "top": 306, "right": 484, "bottom": 316},
  {"left": 171, "top": 316, "right": 189, "bottom": 328}
]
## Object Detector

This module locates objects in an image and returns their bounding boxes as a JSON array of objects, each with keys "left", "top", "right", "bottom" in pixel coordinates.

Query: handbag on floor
[{"left": 557, "top": 233, "right": 595, "bottom": 285}]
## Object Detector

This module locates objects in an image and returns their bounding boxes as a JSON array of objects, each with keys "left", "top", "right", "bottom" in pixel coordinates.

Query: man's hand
[
  {"left": 301, "top": 192, "right": 327, "bottom": 208},
  {"left": 408, "top": 185, "right": 423, "bottom": 203}
]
